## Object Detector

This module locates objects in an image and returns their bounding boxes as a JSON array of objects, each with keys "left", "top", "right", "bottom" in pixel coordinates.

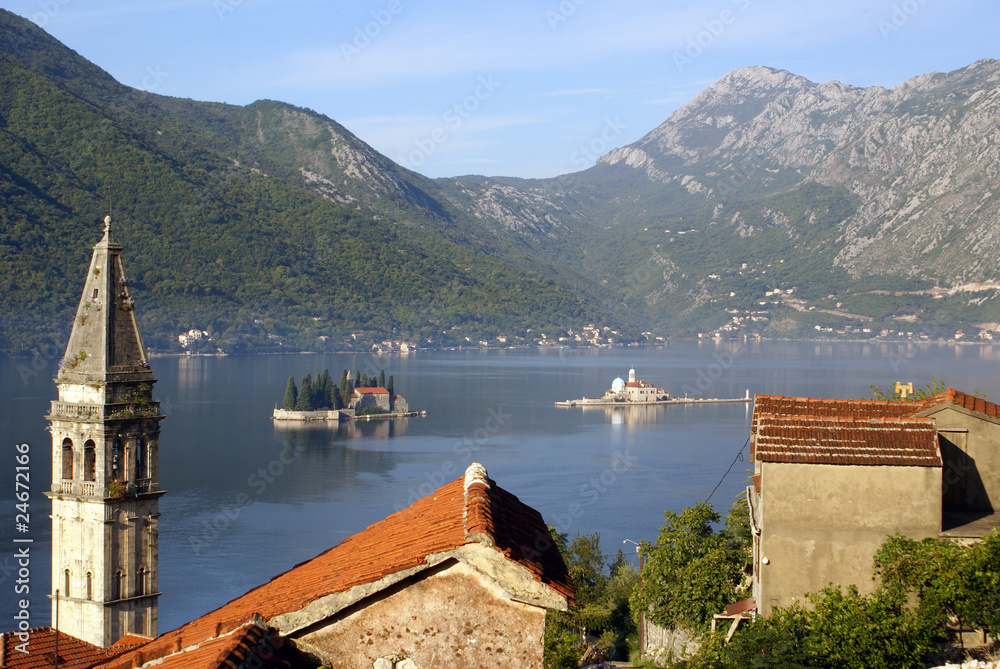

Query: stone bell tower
[{"left": 45, "top": 216, "right": 164, "bottom": 646}]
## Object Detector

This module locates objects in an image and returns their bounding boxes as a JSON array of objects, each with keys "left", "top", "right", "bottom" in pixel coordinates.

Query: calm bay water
[{"left": 3, "top": 340, "right": 1000, "bottom": 632}]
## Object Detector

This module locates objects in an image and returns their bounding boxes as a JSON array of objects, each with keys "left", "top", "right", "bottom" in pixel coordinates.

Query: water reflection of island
[
  {"left": 274, "top": 416, "right": 412, "bottom": 439},
  {"left": 597, "top": 404, "right": 667, "bottom": 425}
]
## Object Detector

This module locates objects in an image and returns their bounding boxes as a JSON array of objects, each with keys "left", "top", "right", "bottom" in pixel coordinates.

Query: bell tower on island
[{"left": 45, "top": 216, "right": 164, "bottom": 647}]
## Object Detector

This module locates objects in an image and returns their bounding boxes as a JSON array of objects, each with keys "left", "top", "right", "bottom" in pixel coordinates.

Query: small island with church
[
  {"left": 555, "top": 367, "right": 752, "bottom": 407},
  {"left": 272, "top": 368, "right": 424, "bottom": 422}
]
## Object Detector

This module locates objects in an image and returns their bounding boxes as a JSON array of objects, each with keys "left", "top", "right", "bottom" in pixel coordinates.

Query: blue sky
[{"left": 3, "top": 0, "right": 998, "bottom": 178}]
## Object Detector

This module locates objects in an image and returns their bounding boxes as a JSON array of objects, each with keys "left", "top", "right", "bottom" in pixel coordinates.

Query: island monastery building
[{"left": 603, "top": 367, "right": 669, "bottom": 402}]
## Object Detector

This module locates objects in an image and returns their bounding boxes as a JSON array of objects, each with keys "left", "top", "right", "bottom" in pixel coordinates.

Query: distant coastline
[{"left": 140, "top": 336, "right": 999, "bottom": 360}]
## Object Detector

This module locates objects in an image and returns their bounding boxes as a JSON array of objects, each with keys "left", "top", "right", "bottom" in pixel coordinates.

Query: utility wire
[{"left": 704, "top": 435, "right": 750, "bottom": 504}]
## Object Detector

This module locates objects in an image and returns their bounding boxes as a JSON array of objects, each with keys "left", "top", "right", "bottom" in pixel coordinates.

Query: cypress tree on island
[{"left": 283, "top": 376, "right": 298, "bottom": 409}]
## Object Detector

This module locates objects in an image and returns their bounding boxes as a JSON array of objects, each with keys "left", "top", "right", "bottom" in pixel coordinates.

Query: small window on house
[
  {"left": 93, "top": 288, "right": 99, "bottom": 300},
  {"left": 84, "top": 440, "right": 96, "bottom": 482},
  {"left": 86, "top": 572, "right": 93, "bottom": 600},
  {"left": 62, "top": 438, "right": 74, "bottom": 480},
  {"left": 64, "top": 569, "right": 71, "bottom": 598}
]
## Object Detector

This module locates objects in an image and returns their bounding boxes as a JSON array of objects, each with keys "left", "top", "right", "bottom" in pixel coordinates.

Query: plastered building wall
[{"left": 756, "top": 461, "right": 942, "bottom": 615}]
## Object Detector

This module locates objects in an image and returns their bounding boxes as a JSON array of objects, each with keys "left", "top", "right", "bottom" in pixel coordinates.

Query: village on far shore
[
  {"left": 272, "top": 368, "right": 424, "bottom": 423},
  {"left": 555, "top": 367, "right": 751, "bottom": 407}
]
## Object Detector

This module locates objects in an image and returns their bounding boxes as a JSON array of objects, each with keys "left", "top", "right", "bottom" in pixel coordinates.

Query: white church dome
[{"left": 612, "top": 376, "right": 626, "bottom": 392}]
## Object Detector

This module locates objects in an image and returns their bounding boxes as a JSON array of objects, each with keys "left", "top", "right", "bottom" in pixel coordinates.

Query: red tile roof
[
  {"left": 353, "top": 387, "right": 389, "bottom": 395},
  {"left": 0, "top": 628, "right": 135, "bottom": 669},
  {"left": 915, "top": 387, "right": 1000, "bottom": 419},
  {"left": 150, "top": 621, "right": 316, "bottom": 669},
  {"left": 754, "top": 388, "right": 1000, "bottom": 429},
  {"left": 99, "top": 463, "right": 572, "bottom": 669},
  {"left": 754, "top": 414, "right": 941, "bottom": 467},
  {"left": 107, "top": 634, "right": 151, "bottom": 650},
  {"left": 751, "top": 395, "right": 916, "bottom": 433}
]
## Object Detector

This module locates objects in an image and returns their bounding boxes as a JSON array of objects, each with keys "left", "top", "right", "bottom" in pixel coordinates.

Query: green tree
[
  {"left": 630, "top": 501, "right": 751, "bottom": 632},
  {"left": 544, "top": 530, "right": 638, "bottom": 668},
  {"left": 317, "top": 369, "right": 333, "bottom": 409},
  {"left": 804, "top": 584, "right": 938, "bottom": 669},
  {"left": 387, "top": 374, "right": 395, "bottom": 396},
  {"left": 295, "top": 373, "right": 315, "bottom": 411},
  {"left": 378, "top": 369, "right": 386, "bottom": 389},
  {"left": 681, "top": 585, "right": 937, "bottom": 669},
  {"left": 339, "top": 369, "right": 350, "bottom": 406},
  {"left": 282, "top": 376, "right": 297, "bottom": 409},
  {"left": 874, "top": 531, "right": 1000, "bottom": 639},
  {"left": 964, "top": 530, "right": 1000, "bottom": 635}
]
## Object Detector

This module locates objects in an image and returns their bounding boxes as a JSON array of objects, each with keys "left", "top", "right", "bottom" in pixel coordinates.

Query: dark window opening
[
  {"left": 84, "top": 440, "right": 96, "bottom": 482},
  {"left": 62, "top": 438, "right": 73, "bottom": 480}
]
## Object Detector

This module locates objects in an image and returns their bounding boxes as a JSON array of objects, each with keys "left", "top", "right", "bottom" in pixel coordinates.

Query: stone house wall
[{"left": 298, "top": 561, "right": 545, "bottom": 669}]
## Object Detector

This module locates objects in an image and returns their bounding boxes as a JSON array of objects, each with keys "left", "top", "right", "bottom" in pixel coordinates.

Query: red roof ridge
[
  {"left": 354, "top": 386, "right": 389, "bottom": 394},
  {"left": 756, "top": 412, "right": 933, "bottom": 421},
  {"left": 754, "top": 393, "right": 898, "bottom": 405},
  {"left": 914, "top": 387, "right": 1000, "bottom": 419},
  {"left": 463, "top": 462, "right": 495, "bottom": 546}
]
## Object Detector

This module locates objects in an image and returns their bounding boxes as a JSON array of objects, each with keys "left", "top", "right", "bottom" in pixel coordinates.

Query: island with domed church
[{"left": 555, "top": 367, "right": 752, "bottom": 407}]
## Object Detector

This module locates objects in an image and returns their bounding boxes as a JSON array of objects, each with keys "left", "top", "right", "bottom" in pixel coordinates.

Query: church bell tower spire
[{"left": 45, "top": 215, "right": 164, "bottom": 647}]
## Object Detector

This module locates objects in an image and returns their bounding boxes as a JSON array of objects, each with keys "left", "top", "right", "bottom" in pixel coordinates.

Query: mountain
[
  {"left": 3, "top": 6, "right": 1000, "bottom": 354},
  {"left": 0, "top": 10, "right": 616, "bottom": 355},
  {"left": 443, "top": 62, "right": 1000, "bottom": 338}
]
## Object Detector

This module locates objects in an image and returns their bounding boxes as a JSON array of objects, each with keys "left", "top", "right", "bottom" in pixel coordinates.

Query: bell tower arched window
[
  {"left": 61, "top": 438, "right": 74, "bottom": 480},
  {"left": 112, "top": 437, "right": 124, "bottom": 481},
  {"left": 64, "top": 569, "right": 71, "bottom": 598},
  {"left": 86, "top": 572, "right": 93, "bottom": 600},
  {"left": 113, "top": 570, "right": 125, "bottom": 600},
  {"left": 136, "top": 566, "right": 148, "bottom": 596},
  {"left": 136, "top": 436, "right": 146, "bottom": 479},
  {"left": 84, "top": 440, "right": 96, "bottom": 482}
]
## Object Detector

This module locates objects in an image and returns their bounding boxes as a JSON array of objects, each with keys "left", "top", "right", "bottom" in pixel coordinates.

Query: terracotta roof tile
[
  {"left": 1, "top": 628, "right": 135, "bottom": 669},
  {"left": 99, "top": 463, "right": 572, "bottom": 669},
  {"left": 150, "top": 622, "right": 315, "bottom": 669},
  {"left": 915, "top": 387, "right": 1000, "bottom": 418},
  {"left": 754, "top": 414, "right": 941, "bottom": 467},
  {"left": 353, "top": 387, "right": 389, "bottom": 395},
  {"left": 107, "top": 634, "right": 151, "bottom": 650},
  {"left": 751, "top": 395, "right": 917, "bottom": 433}
]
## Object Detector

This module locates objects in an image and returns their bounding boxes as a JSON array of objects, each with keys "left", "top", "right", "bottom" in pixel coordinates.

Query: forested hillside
[{"left": 0, "top": 10, "right": 613, "bottom": 355}]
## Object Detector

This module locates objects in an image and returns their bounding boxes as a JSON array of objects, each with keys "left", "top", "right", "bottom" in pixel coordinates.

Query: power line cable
[{"left": 704, "top": 435, "right": 750, "bottom": 504}]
